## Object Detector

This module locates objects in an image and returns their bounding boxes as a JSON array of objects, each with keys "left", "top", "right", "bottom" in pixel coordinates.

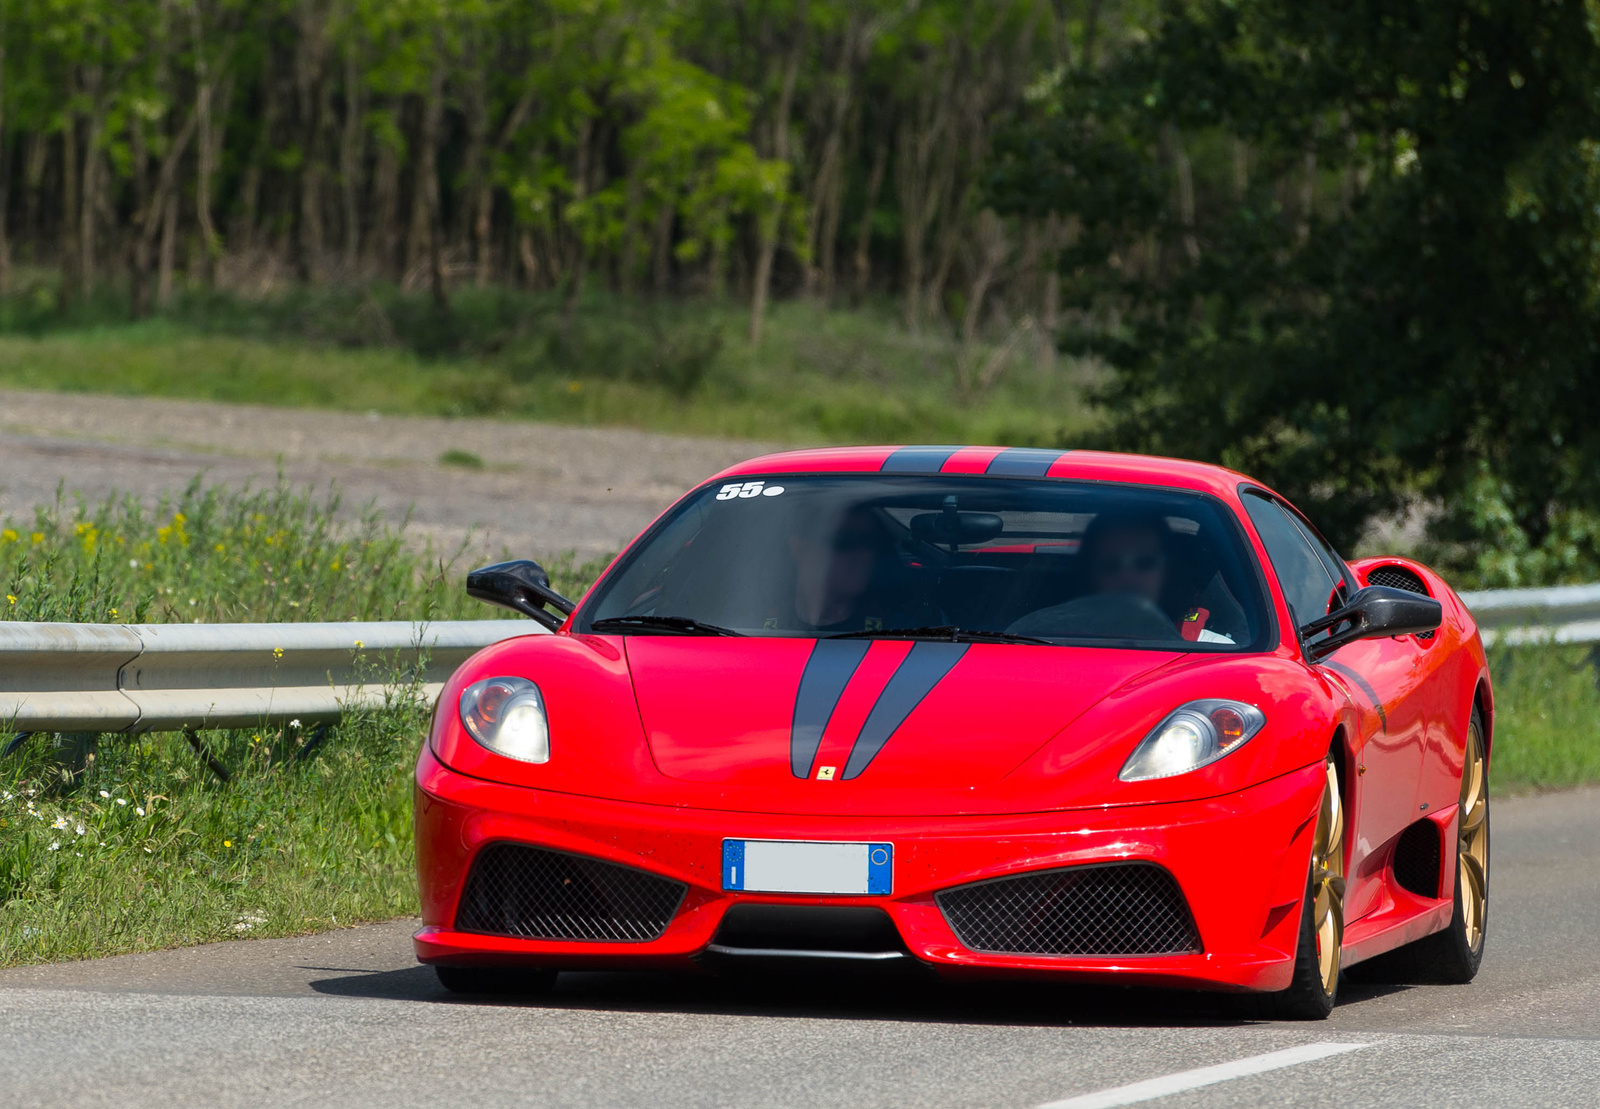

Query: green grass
[
  {"left": 0, "top": 282, "right": 1099, "bottom": 446},
  {"left": 0, "top": 479, "right": 609, "bottom": 966},
  {"left": 1484, "top": 645, "right": 1600, "bottom": 794},
  {"left": 0, "top": 696, "right": 427, "bottom": 965}
]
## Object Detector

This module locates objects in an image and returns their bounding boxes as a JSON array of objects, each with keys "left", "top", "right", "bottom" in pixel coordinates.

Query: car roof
[{"left": 708, "top": 446, "right": 1258, "bottom": 501}]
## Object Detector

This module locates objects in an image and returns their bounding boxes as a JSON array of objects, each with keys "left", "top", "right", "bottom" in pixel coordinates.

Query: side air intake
[
  {"left": 1392, "top": 820, "right": 1442, "bottom": 899},
  {"left": 936, "top": 862, "right": 1201, "bottom": 957}
]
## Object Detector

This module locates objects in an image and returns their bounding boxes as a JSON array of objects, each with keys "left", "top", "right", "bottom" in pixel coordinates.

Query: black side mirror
[
  {"left": 466, "top": 560, "right": 577, "bottom": 630},
  {"left": 1301, "top": 585, "right": 1443, "bottom": 662}
]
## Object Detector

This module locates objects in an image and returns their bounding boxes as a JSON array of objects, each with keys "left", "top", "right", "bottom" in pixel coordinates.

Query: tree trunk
[
  {"left": 0, "top": 23, "right": 9, "bottom": 295},
  {"left": 802, "top": 14, "right": 857, "bottom": 299},
  {"left": 371, "top": 138, "right": 400, "bottom": 276},
  {"left": 1161, "top": 122, "right": 1200, "bottom": 264},
  {"left": 748, "top": 0, "right": 808, "bottom": 347},
  {"left": 235, "top": 44, "right": 278, "bottom": 253},
  {"left": 1231, "top": 136, "right": 1250, "bottom": 200},
  {"left": 81, "top": 116, "right": 105, "bottom": 295},
  {"left": 295, "top": 11, "right": 330, "bottom": 281},
  {"left": 651, "top": 201, "right": 674, "bottom": 296},
  {"left": 190, "top": 2, "right": 221, "bottom": 285},
  {"left": 851, "top": 129, "right": 887, "bottom": 305},
  {"left": 412, "top": 63, "right": 448, "bottom": 310},
  {"left": 22, "top": 132, "right": 45, "bottom": 263},
  {"left": 459, "top": 59, "right": 491, "bottom": 286},
  {"left": 157, "top": 190, "right": 179, "bottom": 307},
  {"left": 60, "top": 115, "right": 79, "bottom": 301},
  {"left": 339, "top": 48, "right": 365, "bottom": 274},
  {"left": 1082, "top": 0, "right": 1104, "bottom": 70}
]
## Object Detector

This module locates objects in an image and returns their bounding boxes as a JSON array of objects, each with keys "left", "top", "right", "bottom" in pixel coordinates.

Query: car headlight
[
  {"left": 1118, "top": 699, "right": 1265, "bottom": 781},
  {"left": 459, "top": 676, "right": 550, "bottom": 763}
]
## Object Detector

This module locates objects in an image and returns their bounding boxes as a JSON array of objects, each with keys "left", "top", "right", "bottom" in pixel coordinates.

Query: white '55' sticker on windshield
[{"left": 717, "top": 481, "right": 785, "bottom": 500}]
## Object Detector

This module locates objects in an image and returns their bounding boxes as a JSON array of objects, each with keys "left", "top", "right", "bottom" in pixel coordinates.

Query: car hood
[{"left": 625, "top": 636, "right": 1180, "bottom": 815}]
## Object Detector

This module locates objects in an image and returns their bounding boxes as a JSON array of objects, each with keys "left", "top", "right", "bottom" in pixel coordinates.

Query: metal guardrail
[
  {"left": 1459, "top": 583, "right": 1600, "bottom": 647},
  {"left": 0, "top": 581, "right": 1592, "bottom": 740},
  {"left": 0, "top": 619, "right": 540, "bottom": 735}
]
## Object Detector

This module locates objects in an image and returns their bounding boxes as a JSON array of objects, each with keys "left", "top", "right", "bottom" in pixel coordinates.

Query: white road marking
[{"left": 1036, "top": 1042, "right": 1371, "bottom": 1109}]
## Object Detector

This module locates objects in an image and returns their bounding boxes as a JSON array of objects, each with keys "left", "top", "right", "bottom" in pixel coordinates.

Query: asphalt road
[{"left": 0, "top": 787, "right": 1596, "bottom": 1109}]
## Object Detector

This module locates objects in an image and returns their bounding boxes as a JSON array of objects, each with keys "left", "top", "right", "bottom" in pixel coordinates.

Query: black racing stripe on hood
[
  {"left": 880, "top": 446, "right": 962, "bottom": 473},
  {"left": 790, "top": 639, "right": 873, "bottom": 778},
  {"left": 984, "top": 447, "right": 1067, "bottom": 477},
  {"left": 842, "top": 641, "right": 969, "bottom": 779}
]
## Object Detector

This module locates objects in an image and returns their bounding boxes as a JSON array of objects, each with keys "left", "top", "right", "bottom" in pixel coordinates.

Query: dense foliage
[
  {"left": 993, "top": 0, "right": 1600, "bottom": 584},
  {"left": 0, "top": 0, "right": 1127, "bottom": 344}
]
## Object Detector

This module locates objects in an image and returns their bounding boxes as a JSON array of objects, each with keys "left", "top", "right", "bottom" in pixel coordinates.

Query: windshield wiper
[
  {"left": 825, "top": 624, "right": 1051, "bottom": 645},
  {"left": 589, "top": 615, "right": 745, "bottom": 637}
]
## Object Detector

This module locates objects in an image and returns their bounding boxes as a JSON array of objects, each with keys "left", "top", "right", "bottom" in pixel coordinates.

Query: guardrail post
[{"left": 51, "top": 731, "right": 97, "bottom": 782}]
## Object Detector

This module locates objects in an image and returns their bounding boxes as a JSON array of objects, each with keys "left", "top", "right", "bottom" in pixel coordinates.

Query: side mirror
[
  {"left": 1301, "top": 585, "right": 1443, "bottom": 662},
  {"left": 466, "top": 560, "right": 576, "bottom": 631}
]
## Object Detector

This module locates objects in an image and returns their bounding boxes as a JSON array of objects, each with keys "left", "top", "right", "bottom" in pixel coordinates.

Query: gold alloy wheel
[
  {"left": 1458, "top": 723, "right": 1489, "bottom": 952},
  {"left": 1311, "top": 757, "right": 1347, "bottom": 996}
]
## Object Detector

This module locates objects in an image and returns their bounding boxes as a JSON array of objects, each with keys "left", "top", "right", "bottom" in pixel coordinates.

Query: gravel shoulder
[{"left": 0, "top": 389, "right": 778, "bottom": 561}]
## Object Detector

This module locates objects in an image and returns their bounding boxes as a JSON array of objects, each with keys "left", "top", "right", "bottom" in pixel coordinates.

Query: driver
[
  {"left": 1086, "top": 514, "right": 1169, "bottom": 606},
  {"left": 1007, "top": 512, "right": 1236, "bottom": 643}
]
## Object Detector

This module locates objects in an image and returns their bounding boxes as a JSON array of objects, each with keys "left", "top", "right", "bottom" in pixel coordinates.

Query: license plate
[{"left": 722, "top": 839, "right": 892, "bottom": 896}]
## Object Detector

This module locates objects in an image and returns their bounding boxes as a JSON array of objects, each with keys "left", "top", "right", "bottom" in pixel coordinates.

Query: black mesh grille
[
  {"left": 1366, "top": 565, "right": 1436, "bottom": 639},
  {"left": 455, "top": 843, "right": 686, "bottom": 942},
  {"left": 1393, "top": 820, "right": 1441, "bottom": 898},
  {"left": 936, "top": 863, "right": 1201, "bottom": 957}
]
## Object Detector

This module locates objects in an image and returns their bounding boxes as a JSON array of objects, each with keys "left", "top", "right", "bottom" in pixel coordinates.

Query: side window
[
  {"left": 1284, "top": 510, "right": 1354, "bottom": 606},
  {"left": 1242, "top": 493, "right": 1340, "bottom": 631}
]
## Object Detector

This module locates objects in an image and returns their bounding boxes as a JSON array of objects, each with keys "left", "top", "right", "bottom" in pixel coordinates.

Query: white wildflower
[
  {"left": 289, "top": 718, "right": 302, "bottom": 729},
  {"left": 99, "top": 790, "right": 110, "bottom": 799},
  {"left": 116, "top": 799, "right": 127, "bottom": 806},
  {"left": 47, "top": 841, "right": 59, "bottom": 851},
  {"left": 75, "top": 824, "right": 85, "bottom": 836},
  {"left": 135, "top": 806, "right": 146, "bottom": 817},
  {"left": 51, "top": 816, "right": 68, "bottom": 830}
]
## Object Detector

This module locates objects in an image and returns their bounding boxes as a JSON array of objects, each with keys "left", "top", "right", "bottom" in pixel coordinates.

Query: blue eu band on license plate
[{"left": 722, "top": 840, "right": 892, "bottom": 896}]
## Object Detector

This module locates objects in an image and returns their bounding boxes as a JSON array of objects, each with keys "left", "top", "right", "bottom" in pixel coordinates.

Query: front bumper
[{"left": 414, "top": 748, "right": 1324, "bottom": 992}]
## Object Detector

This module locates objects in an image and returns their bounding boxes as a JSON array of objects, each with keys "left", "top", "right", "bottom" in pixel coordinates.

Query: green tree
[{"left": 997, "top": 0, "right": 1600, "bottom": 583}]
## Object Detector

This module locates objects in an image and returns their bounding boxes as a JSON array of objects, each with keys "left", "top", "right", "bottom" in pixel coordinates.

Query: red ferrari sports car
[{"left": 414, "top": 446, "right": 1492, "bottom": 1019}]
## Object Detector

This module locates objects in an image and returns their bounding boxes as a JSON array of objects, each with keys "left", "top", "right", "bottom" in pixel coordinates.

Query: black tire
[
  {"left": 1348, "top": 710, "right": 1489, "bottom": 985},
  {"left": 1242, "top": 878, "right": 1337, "bottom": 1020},
  {"left": 435, "top": 965, "right": 559, "bottom": 996}
]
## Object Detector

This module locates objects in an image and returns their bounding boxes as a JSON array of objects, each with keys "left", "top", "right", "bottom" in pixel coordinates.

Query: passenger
[{"left": 785, "top": 505, "right": 889, "bottom": 632}]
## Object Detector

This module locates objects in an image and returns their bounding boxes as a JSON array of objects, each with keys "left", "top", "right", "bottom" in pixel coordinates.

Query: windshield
[{"left": 581, "top": 474, "right": 1271, "bottom": 651}]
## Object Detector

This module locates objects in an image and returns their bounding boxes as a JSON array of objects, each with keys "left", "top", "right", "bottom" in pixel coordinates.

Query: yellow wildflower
[
  {"left": 6, "top": 595, "right": 15, "bottom": 605},
  {"left": 223, "top": 839, "right": 232, "bottom": 848},
  {"left": 30, "top": 533, "right": 42, "bottom": 544},
  {"left": 1, "top": 529, "right": 17, "bottom": 543}
]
